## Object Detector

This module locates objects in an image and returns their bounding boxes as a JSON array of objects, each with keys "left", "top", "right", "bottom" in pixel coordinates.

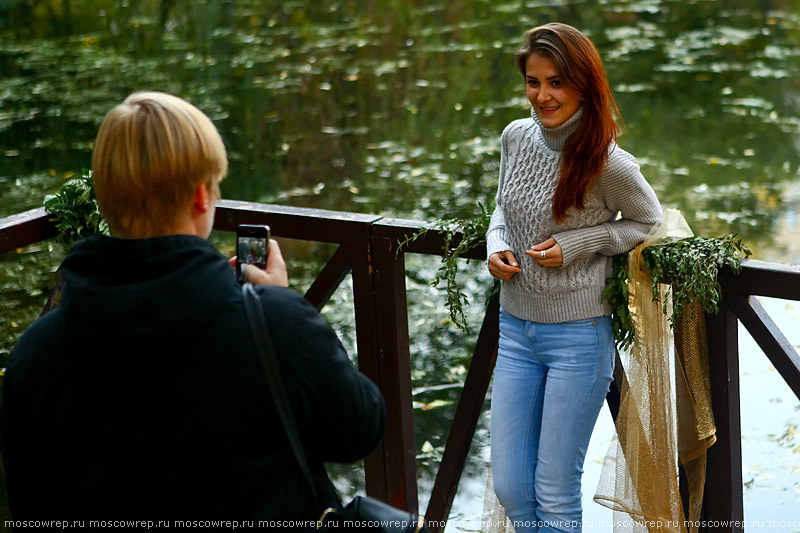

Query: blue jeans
[{"left": 490, "top": 309, "right": 614, "bottom": 533}]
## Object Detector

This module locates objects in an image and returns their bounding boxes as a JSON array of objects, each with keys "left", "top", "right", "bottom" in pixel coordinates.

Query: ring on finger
[{"left": 540, "top": 250, "right": 547, "bottom": 260}]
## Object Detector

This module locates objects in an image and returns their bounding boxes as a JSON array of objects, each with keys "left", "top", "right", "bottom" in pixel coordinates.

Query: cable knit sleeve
[
  {"left": 485, "top": 124, "right": 514, "bottom": 259},
  {"left": 552, "top": 148, "right": 662, "bottom": 267}
]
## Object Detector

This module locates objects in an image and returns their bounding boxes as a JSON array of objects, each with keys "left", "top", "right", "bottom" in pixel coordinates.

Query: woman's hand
[
  {"left": 229, "top": 239, "right": 289, "bottom": 287},
  {"left": 525, "top": 237, "right": 562, "bottom": 267},
  {"left": 488, "top": 251, "right": 521, "bottom": 281}
]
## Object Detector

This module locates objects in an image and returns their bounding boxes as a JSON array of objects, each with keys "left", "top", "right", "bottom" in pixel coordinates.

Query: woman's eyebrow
[{"left": 526, "top": 74, "right": 560, "bottom": 81}]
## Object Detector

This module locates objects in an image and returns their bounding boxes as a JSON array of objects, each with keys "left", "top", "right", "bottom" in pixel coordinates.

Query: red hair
[{"left": 516, "top": 23, "right": 622, "bottom": 222}]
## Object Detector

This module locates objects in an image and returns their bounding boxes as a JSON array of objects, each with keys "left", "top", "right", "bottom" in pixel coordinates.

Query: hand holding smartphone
[{"left": 236, "top": 225, "right": 270, "bottom": 283}]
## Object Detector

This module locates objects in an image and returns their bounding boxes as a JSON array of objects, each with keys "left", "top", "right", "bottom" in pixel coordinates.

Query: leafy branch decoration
[
  {"left": 603, "top": 234, "right": 751, "bottom": 349},
  {"left": 44, "top": 169, "right": 110, "bottom": 244},
  {"left": 397, "top": 202, "right": 496, "bottom": 333},
  {"left": 602, "top": 253, "right": 635, "bottom": 350},
  {"left": 643, "top": 234, "right": 751, "bottom": 319}
]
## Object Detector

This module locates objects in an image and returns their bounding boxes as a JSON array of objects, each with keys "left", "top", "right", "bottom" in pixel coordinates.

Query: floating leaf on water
[
  {"left": 416, "top": 399, "right": 454, "bottom": 411},
  {"left": 615, "top": 83, "right": 656, "bottom": 93}
]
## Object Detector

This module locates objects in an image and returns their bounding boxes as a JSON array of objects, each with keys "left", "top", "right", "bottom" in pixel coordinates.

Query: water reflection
[
  {"left": 3, "top": 1, "right": 798, "bottom": 236},
  {"left": 1, "top": 0, "right": 799, "bottom": 525}
]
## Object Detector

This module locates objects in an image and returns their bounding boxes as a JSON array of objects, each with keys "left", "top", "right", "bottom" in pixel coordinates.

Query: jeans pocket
[{"left": 560, "top": 317, "right": 599, "bottom": 329}]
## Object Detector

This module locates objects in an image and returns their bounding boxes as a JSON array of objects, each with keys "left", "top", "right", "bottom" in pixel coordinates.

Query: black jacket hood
[{"left": 58, "top": 235, "right": 235, "bottom": 353}]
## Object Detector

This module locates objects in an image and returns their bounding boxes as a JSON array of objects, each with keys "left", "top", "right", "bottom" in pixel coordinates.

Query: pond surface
[{"left": 1, "top": 0, "right": 799, "bottom": 529}]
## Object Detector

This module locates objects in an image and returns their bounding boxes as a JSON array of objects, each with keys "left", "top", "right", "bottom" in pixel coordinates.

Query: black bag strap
[
  {"left": 242, "top": 284, "right": 427, "bottom": 533},
  {"left": 241, "top": 283, "right": 319, "bottom": 502}
]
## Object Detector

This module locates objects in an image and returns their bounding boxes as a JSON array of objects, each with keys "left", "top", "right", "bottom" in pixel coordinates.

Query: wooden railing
[
  {"left": 702, "top": 261, "right": 800, "bottom": 531},
  {"left": 2, "top": 200, "right": 799, "bottom": 533}
]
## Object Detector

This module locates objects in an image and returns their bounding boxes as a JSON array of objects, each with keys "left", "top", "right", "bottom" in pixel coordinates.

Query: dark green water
[{"left": 1, "top": 0, "right": 799, "bottom": 526}]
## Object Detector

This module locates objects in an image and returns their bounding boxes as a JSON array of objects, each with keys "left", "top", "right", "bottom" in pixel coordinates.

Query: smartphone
[{"left": 236, "top": 224, "right": 270, "bottom": 283}]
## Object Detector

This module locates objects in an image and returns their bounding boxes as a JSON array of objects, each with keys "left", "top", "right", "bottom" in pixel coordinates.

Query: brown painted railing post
[
  {"left": 702, "top": 293, "right": 744, "bottom": 533},
  {"left": 372, "top": 230, "right": 419, "bottom": 513},
  {"left": 351, "top": 223, "right": 419, "bottom": 513},
  {"left": 349, "top": 231, "right": 392, "bottom": 504}
]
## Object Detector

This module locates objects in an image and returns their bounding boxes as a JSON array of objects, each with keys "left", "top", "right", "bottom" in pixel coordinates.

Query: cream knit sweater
[{"left": 486, "top": 108, "right": 662, "bottom": 323}]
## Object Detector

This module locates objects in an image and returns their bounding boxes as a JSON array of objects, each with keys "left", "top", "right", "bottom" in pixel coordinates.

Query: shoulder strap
[{"left": 241, "top": 283, "right": 319, "bottom": 501}]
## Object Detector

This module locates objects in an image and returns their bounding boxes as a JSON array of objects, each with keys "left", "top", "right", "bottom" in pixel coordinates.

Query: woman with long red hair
[{"left": 486, "top": 23, "right": 662, "bottom": 532}]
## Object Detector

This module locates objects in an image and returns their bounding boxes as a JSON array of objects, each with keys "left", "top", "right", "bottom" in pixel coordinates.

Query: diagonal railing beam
[
  {"left": 303, "top": 244, "right": 352, "bottom": 311},
  {"left": 606, "top": 350, "right": 626, "bottom": 421},
  {"left": 727, "top": 293, "right": 800, "bottom": 401},
  {"left": 424, "top": 292, "right": 500, "bottom": 532}
]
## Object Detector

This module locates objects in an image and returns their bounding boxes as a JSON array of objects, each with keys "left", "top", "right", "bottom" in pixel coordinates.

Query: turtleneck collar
[{"left": 531, "top": 106, "right": 584, "bottom": 151}]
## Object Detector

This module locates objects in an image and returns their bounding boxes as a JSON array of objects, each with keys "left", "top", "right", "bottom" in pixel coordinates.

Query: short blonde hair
[{"left": 92, "top": 91, "right": 228, "bottom": 237}]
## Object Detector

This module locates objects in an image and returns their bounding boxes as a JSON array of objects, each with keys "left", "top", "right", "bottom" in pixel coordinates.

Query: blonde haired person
[
  {"left": 0, "top": 92, "right": 385, "bottom": 525},
  {"left": 92, "top": 91, "right": 228, "bottom": 239}
]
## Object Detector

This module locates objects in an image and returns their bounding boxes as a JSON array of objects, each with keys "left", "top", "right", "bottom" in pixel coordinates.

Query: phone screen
[{"left": 236, "top": 225, "right": 270, "bottom": 282}]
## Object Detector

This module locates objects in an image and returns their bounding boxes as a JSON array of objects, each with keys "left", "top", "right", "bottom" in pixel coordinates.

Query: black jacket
[{"left": 0, "top": 235, "right": 385, "bottom": 522}]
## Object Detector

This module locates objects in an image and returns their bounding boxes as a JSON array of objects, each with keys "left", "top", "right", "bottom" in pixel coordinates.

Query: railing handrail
[
  {"left": 720, "top": 259, "right": 800, "bottom": 300},
  {"left": 2, "top": 202, "right": 799, "bottom": 533},
  {"left": 0, "top": 207, "right": 58, "bottom": 254},
  {"left": 5, "top": 202, "right": 795, "bottom": 278},
  {"left": 1, "top": 201, "right": 486, "bottom": 259}
]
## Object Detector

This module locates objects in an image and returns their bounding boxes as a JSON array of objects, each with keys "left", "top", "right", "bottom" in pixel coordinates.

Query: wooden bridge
[{"left": 2, "top": 199, "right": 799, "bottom": 533}]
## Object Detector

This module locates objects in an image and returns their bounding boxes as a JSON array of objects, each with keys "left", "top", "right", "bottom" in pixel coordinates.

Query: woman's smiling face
[{"left": 525, "top": 53, "right": 581, "bottom": 128}]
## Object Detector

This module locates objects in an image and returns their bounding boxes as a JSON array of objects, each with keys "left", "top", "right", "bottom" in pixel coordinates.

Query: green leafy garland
[
  {"left": 401, "top": 205, "right": 750, "bottom": 346},
  {"left": 398, "top": 202, "right": 496, "bottom": 333},
  {"left": 602, "top": 253, "right": 635, "bottom": 350},
  {"left": 644, "top": 234, "right": 751, "bottom": 318},
  {"left": 44, "top": 170, "right": 110, "bottom": 244},
  {"left": 603, "top": 234, "right": 751, "bottom": 349}
]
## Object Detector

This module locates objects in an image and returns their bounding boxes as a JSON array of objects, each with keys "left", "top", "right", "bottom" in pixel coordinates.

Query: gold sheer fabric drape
[
  {"left": 594, "top": 209, "right": 716, "bottom": 533},
  {"left": 673, "top": 299, "right": 717, "bottom": 533},
  {"left": 482, "top": 469, "right": 516, "bottom": 533}
]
